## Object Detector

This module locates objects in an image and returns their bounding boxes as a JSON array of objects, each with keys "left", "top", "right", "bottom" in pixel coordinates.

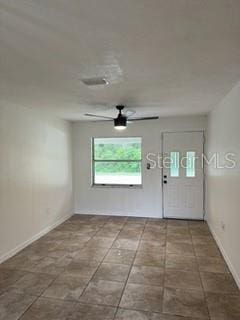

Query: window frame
[
  {"left": 169, "top": 151, "right": 180, "bottom": 178},
  {"left": 185, "top": 151, "right": 197, "bottom": 178},
  {"left": 91, "top": 137, "right": 143, "bottom": 188}
]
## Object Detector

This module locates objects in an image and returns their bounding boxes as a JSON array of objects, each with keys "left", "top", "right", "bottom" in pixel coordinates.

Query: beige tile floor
[{"left": 0, "top": 215, "right": 239, "bottom": 320}]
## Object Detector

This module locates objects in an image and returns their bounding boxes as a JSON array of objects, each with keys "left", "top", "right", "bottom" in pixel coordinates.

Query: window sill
[{"left": 91, "top": 184, "right": 143, "bottom": 189}]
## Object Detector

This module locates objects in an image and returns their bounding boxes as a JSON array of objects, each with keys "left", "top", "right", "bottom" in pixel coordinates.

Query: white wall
[
  {"left": 0, "top": 104, "right": 73, "bottom": 262},
  {"left": 73, "top": 115, "right": 206, "bottom": 218},
  {"left": 206, "top": 82, "right": 240, "bottom": 287}
]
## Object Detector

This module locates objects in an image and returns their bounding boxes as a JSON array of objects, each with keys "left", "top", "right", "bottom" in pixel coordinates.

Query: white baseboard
[
  {"left": 207, "top": 221, "right": 240, "bottom": 289},
  {"left": 0, "top": 213, "right": 73, "bottom": 264},
  {"left": 74, "top": 211, "right": 162, "bottom": 219}
]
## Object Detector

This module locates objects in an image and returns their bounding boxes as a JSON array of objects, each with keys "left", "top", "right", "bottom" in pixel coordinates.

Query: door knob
[{"left": 163, "top": 180, "right": 167, "bottom": 184}]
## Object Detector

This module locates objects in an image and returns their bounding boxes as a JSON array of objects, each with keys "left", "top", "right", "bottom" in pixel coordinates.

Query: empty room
[{"left": 0, "top": 1, "right": 240, "bottom": 319}]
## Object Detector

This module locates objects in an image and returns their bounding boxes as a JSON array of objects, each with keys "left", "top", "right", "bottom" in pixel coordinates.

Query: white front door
[{"left": 162, "top": 132, "right": 204, "bottom": 220}]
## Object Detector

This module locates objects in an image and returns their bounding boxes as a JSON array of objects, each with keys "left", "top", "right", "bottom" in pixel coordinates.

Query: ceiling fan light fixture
[
  {"left": 114, "top": 116, "right": 127, "bottom": 130},
  {"left": 115, "top": 125, "right": 126, "bottom": 130}
]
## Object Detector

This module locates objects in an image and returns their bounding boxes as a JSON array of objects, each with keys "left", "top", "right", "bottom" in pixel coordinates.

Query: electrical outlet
[{"left": 220, "top": 221, "right": 225, "bottom": 231}]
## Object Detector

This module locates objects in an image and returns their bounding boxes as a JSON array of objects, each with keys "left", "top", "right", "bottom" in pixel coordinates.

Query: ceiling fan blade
[
  {"left": 84, "top": 113, "right": 114, "bottom": 120},
  {"left": 129, "top": 116, "right": 159, "bottom": 121}
]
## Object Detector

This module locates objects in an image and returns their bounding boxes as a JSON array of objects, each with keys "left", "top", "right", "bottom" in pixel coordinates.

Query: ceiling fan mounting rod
[{"left": 116, "top": 105, "right": 125, "bottom": 114}]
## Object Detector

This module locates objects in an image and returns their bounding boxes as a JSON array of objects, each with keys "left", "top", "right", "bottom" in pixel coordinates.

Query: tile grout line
[
  {"left": 75, "top": 216, "right": 127, "bottom": 311},
  {"left": 114, "top": 219, "right": 168, "bottom": 317},
  {"left": 19, "top": 215, "right": 113, "bottom": 318},
  {"left": 3, "top": 216, "right": 233, "bottom": 320},
  {"left": 161, "top": 219, "right": 168, "bottom": 315},
  {"left": 17, "top": 295, "right": 39, "bottom": 320},
  {"left": 38, "top": 217, "right": 111, "bottom": 302},
  {"left": 163, "top": 220, "right": 208, "bottom": 318},
  {"left": 113, "top": 219, "right": 147, "bottom": 319},
  {"left": 21, "top": 217, "right": 135, "bottom": 317},
  {"left": 190, "top": 222, "right": 211, "bottom": 320},
  {"left": 67, "top": 216, "right": 118, "bottom": 312}
]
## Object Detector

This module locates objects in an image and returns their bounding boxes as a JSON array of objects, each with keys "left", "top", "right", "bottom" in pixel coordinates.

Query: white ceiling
[{"left": 1, "top": 0, "right": 240, "bottom": 120}]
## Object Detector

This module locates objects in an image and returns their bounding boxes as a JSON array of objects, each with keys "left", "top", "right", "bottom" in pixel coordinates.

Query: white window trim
[{"left": 91, "top": 137, "right": 143, "bottom": 188}]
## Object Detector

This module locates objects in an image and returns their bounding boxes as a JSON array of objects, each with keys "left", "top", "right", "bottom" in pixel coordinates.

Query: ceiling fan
[{"left": 84, "top": 105, "right": 159, "bottom": 130}]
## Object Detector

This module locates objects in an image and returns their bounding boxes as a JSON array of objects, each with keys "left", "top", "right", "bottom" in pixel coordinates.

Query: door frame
[{"left": 161, "top": 130, "right": 206, "bottom": 220}]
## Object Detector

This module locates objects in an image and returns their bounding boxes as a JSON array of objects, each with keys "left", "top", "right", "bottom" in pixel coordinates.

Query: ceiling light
[{"left": 115, "top": 125, "right": 126, "bottom": 130}]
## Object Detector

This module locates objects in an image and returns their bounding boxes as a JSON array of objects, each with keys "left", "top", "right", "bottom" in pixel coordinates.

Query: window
[
  {"left": 186, "top": 151, "right": 196, "bottom": 177},
  {"left": 92, "top": 137, "right": 142, "bottom": 186},
  {"left": 170, "top": 152, "right": 180, "bottom": 177}
]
